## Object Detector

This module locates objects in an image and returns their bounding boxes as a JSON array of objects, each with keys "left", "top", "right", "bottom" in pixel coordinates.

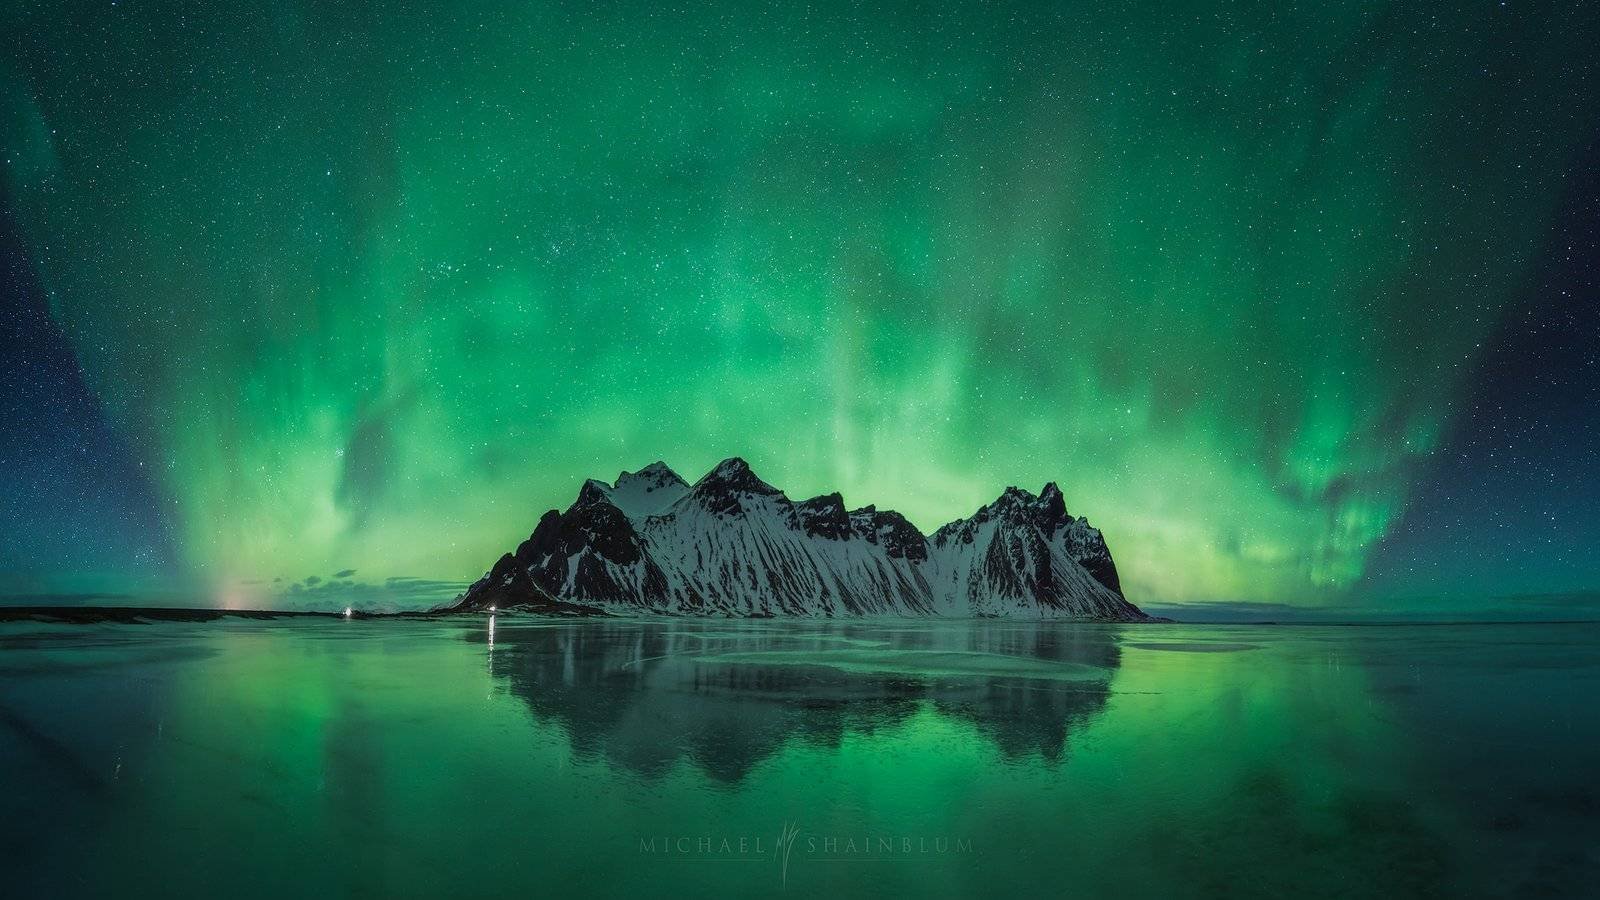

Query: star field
[{"left": 2, "top": 0, "right": 1598, "bottom": 609}]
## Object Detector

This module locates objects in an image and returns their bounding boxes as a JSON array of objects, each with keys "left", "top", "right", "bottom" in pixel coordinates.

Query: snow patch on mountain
[{"left": 577, "top": 460, "right": 690, "bottom": 524}]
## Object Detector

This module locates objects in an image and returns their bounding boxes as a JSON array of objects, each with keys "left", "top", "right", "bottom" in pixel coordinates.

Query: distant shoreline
[
  {"left": 0, "top": 606, "right": 446, "bottom": 624},
  {"left": 4, "top": 605, "right": 1600, "bottom": 627}
]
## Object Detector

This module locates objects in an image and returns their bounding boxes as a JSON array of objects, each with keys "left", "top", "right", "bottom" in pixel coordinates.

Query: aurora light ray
[{"left": 2, "top": 1, "right": 1595, "bottom": 605}]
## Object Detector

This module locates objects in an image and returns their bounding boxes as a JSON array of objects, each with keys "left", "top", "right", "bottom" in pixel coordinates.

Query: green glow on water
[{"left": 3, "top": 618, "right": 1596, "bottom": 897}]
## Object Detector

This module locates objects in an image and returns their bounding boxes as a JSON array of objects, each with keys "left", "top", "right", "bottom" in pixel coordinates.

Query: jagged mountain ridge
[{"left": 452, "top": 458, "right": 1150, "bottom": 620}]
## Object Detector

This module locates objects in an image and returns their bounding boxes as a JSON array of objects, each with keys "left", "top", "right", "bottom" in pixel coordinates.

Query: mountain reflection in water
[{"left": 469, "top": 618, "right": 1121, "bottom": 781}]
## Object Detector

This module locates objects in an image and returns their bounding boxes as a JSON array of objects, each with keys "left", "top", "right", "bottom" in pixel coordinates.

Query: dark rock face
[
  {"left": 451, "top": 457, "right": 1148, "bottom": 620},
  {"left": 928, "top": 481, "right": 1124, "bottom": 601},
  {"left": 848, "top": 505, "right": 929, "bottom": 562},
  {"left": 574, "top": 479, "right": 613, "bottom": 508},
  {"left": 1069, "top": 528, "right": 1122, "bottom": 596},
  {"left": 796, "top": 493, "right": 852, "bottom": 540},
  {"left": 687, "top": 457, "right": 783, "bottom": 517}
]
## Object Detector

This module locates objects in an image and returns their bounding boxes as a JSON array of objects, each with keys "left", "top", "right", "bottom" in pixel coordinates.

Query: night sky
[{"left": 2, "top": 1, "right": 1597, "bottom": 613}]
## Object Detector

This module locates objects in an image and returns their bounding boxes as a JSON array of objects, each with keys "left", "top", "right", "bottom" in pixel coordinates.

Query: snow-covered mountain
[
  {"left": 450, "top": 458, "right": 1151, "bottom": 620},
  {"left": 575, "top": 461, "right": 689, "bottom": 524}
]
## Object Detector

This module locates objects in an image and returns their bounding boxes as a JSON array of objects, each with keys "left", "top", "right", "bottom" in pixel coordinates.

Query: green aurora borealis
[{"left": 3, "top": 1, "right": 1597, "bottom": 607}]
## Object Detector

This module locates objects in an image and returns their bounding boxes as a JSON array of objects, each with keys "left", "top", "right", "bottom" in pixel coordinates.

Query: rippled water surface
[{"left": 2, "top": 617, "right": 1596, "bottom": 898}]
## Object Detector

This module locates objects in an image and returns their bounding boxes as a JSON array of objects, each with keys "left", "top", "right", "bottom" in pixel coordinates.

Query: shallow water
[{"left": 2, "top": 617, "right": 1596, "bottom": 898}]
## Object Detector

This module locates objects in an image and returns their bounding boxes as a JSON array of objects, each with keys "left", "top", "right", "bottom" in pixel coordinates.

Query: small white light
[
  {"left": 344, "top": 607, "right": 353, "bottom": 619},
  {"left": 488, "top": 605, "right": 497, "bottom": 613}
]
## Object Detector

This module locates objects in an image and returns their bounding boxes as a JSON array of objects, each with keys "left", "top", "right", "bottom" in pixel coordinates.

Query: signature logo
[
  {"left": 774, "top": 821, "right": 801, "bottom": 888},
  {"left": 639, "top": 822, "right": 974, "bottom": 890}
]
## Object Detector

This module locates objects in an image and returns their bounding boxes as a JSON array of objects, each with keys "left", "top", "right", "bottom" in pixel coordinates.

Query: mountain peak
[
  {"left": 988, "top": 485, "right": 1041, "bottom": 516},
  {"left": 848, "top": 505, "right": 928, "bottom": 560},
  {"left": 696, "top": 457, "right": 778, "bottom": 494},
  {"left": 582, "top": 462, "right": 691, "bottom": 523},
  {"left": 1038, "top": 481, "right": 1067, "bottom": 521},
  {"left": 707, "top": 456, "right": 751, "bottom": 478},
  {"left": 619, "top": 460, "right": 687, "bottom": 488},
  {"left": 574, "top": 478, "right": 615, "bottom": 508},
  {"left": 978, "top": 482, "right": 1073, "bottom": 532},
  {"left": 796, "top": 492, "right": 851, "bottom": 539},
  {"left": 797, "top": 490, "right": 845, "bottom": 509}
]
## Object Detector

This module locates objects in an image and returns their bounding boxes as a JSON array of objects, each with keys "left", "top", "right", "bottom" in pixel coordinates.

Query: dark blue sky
[
  {"left": 1361, "top": 137, "right": 1600, "bottom": 605},
  {"left": 1, "top": 178, "right": 180, "bottom": 599}
]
